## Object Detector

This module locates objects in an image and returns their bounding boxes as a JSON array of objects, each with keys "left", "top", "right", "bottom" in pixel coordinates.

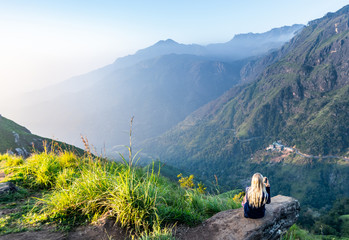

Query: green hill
[
  {"left": 0, "top": 115, "right": 44, "bottom": 156},
  {"left": 0, "top": 115, "right": 83, "bottom": 156}
]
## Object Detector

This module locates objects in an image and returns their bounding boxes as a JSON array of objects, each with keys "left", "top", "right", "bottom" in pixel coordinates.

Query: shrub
[
  {"left": 177, "top": 173, "right": 195, "bottom": 189},
  {"left": 1, "top": 154, "right": 24, "bottom": 168},
  {"left": 107, "top": 167, "right": 159, "bottom": 233},
  {"left": 57, "top": 151, "right": 80, "bottom": 168}
]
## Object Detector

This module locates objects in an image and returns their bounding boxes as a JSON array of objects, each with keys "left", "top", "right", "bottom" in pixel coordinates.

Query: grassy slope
[
  {"left": 0, "top": 151, "right": 243, "bottom": 238},
  {"left": 0, "top": 116, "right": 84, "bottom": 156},
  {"left": 283, "top": 224, "right": 349, "bottom": 240},
  {"left": 0, "top": 116, "right": 39, "bottom": 153}
]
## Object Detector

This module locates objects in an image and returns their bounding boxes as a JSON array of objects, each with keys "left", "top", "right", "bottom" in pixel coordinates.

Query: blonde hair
[{"left": 247, "top": 173, "right": 268, "bottom": 208}]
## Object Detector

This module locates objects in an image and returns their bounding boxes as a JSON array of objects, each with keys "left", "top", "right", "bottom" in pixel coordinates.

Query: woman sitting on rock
[{"left": 242, "top": 173, "right": 271, "bottom": 218}]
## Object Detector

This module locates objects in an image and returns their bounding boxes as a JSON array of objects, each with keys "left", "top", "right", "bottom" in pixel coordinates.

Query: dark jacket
[{"left": 244, "top": 186, "right": 271, "bottom": 218}]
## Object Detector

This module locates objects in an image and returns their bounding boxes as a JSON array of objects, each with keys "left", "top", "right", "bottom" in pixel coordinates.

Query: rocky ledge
[
  {"left": 0, "top": 182, "right": 18, "bottom": 195},
  {"left": 181, "top": 195, "right": 300, "bottom": 240}
]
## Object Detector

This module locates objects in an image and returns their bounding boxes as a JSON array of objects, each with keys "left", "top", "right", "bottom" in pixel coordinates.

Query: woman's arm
[
  {"left": 266, "top": 186, "right": 271, "bottom": 204},
  {"left": 242, "top": 187, "right": 249, "bottom": 205},
  {"left": 264, "top": 178, "right": 271, "bottom": 204},
  {"left": 264, "top": 177, "right": 270, "bottom": 187}
]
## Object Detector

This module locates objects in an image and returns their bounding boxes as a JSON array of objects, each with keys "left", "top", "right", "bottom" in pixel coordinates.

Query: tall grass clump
[
  {"left": 0, "top": 153, "right": 24, "bottom": 168},
  {"left": 8, "top": 151, "right": 83, "bottom": 190},
  {"left": 107, "top": 165, "right": 159, "bottom": 233},
  {"left": 155, "top": 179, "right": 239, "bottom": 226},
  {"left": 139, "top": 224, "right": 175, "bottom": 240},
  {"left": 24, "top": 152, "right": 61, "bottom": 188},
  {"left": 40, "top": 157, "right": 162, "bottom": 235},
  {"left": 42, "top": 160, "right": 121, "bottom": 225}
]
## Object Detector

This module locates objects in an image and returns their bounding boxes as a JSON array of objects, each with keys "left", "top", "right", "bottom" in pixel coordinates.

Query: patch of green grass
[
  {"left": 0, "top": 154, "right": 24, "bottom": 168},
  {"left": 0, "top": 192, "right": 46, "bottom": 235},
  {"left": 339, "top": 215, "right": 349, "bottom": 221},
  {"left": 7, "top": 151, "right": 85, "bottom": 190},
  {"left": 139, "top": 225, "right": 175, "bottom": 240},
  {"left": 283, "top": 224, "right": 349, "bottom": 240},
  {"left": 0, "top": 188, "right": 29, "bottom": 204}
]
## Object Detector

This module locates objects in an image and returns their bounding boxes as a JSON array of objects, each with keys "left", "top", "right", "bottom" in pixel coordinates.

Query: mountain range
[
  {"left": 2, "top": 24, "right": 303, "bottom": 152},
  {"left": 142, "top": 5, "right": 349, "bottom": 212}
]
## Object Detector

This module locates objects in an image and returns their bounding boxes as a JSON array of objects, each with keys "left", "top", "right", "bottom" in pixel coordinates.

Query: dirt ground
[{"left": 0, "top": 218, "right": 129, "bottom": 240}]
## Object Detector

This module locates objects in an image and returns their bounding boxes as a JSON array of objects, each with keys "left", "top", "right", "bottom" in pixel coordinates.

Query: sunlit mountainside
[{"left": 145, "top": 6, "right": 349, "bottom": 161}]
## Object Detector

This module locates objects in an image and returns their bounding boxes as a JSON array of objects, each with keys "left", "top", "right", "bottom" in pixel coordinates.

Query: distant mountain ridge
[
  {"left": 11, "top": 55, "right": 246, "bottom": 152},
  {"left": 113, "top": 39, "right": 207, "bottom": 69},
  {"left": 115, "top": 24, "right": 303, "bottom": 67},
  {"left": 206, "top": 24, "right": 304, "bottom": 59},
  {"left": 3, "top": 25, "right": 303, "bottom": 151}
]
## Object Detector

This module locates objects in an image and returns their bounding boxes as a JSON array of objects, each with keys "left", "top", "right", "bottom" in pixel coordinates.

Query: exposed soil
[
  {"left": 66, "top": 217, "right": 129, "bottom": 240},
  {"left": 0, "top": 207, "right": 18, "bottom": 216},
  {"left": 269, "top": 152, "right": 291, "bottom": 163},
  {"left": 0, "top": 228, "right": 65, "bottom": 240},
  {"left": 173, "top": 224, "right": 191, "bottom": 240},
  {"left": 0, "top": 218, "right": 130, "bottom": 240}
]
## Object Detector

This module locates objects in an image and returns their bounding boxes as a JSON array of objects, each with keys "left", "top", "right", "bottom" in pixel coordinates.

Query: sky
[{"left": 1, "top": 0, "right": 349, "bottom": 100}]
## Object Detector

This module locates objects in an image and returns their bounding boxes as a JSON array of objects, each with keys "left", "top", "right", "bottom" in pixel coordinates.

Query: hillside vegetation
[
  {"left": 144, "top": 5, "right": 349, "bottom": 164},
  {"left": 142, "top": 5, "right": 349, "bottom": 191},
  {"left": 0, "top": 149, "right": 242, "bottom": 239},
  {"left": 0, "top": 115, "right": 42, "bottom": 155},
  {"left": 0, "top": 115, "right": 83, "bottom": 157}
]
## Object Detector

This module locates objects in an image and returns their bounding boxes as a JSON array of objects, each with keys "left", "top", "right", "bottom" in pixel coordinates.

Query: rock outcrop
[
  {"left": 0, "top": 182, "right": 18, "bottom": 195},
  {"left": 181, "top": 195, "right": 300, "bottom": 240}
]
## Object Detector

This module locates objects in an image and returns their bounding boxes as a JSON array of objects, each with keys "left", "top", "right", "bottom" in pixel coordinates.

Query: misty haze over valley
[{"left": 1, "top": 25, "right": 303, "bottom": 153}]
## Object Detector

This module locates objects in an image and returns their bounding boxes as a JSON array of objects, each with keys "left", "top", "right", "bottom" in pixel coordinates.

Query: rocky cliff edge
[{"left": 180, "top": 195, "right": 300, "bottom": 240}]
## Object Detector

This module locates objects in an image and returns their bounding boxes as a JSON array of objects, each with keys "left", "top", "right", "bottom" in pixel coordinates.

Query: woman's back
[
  {"left": 243, "top": 173, "right": 271, "bottom": 219},
  {"left": 244, "top": 186, "right": 270, "bottom": 218}
]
